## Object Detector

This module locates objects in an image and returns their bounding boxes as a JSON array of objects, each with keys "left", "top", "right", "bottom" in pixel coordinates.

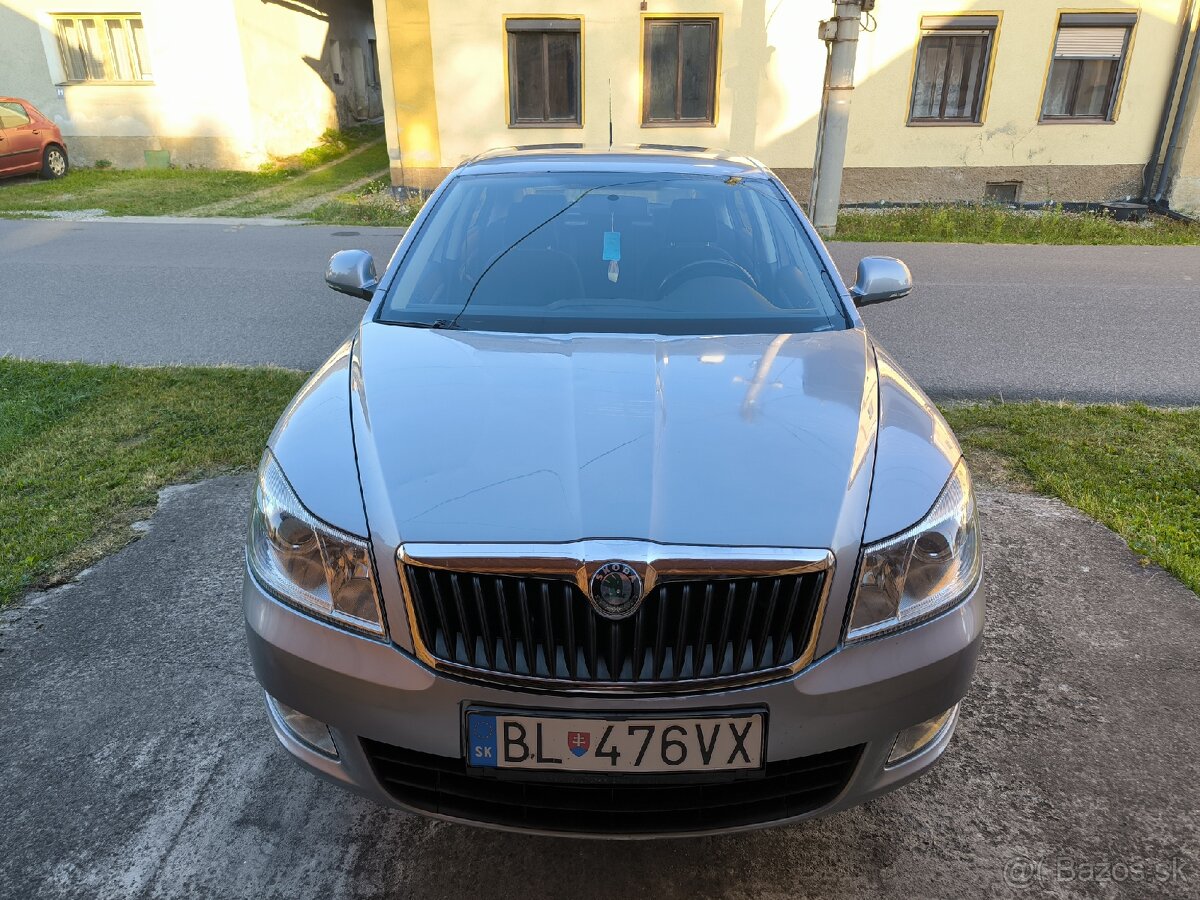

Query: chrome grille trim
[{"left": 396, "top": 541, "right": 835, "bottom": 693}]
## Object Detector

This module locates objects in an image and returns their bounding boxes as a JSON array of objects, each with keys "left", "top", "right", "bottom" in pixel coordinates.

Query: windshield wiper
[
  {"left": 446, "top": 177, "right": 663, "bottom": 329},
  {"left": 388, "top": 318, "right": 461, "bottom": 330}
]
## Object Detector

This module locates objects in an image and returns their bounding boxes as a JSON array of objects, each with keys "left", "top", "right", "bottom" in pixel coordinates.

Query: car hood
[{"left": 350, "top": 323, "right": 878, "bottom": 550}]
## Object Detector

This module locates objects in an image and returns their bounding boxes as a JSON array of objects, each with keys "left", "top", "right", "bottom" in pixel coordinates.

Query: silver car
[{"left": 243, "top": 147, "right": 984, "bottom": 838}]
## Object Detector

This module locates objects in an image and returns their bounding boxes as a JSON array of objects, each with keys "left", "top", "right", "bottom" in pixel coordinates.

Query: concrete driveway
[
  {"left": 2, "top": 218, "right": 1199, "bottom": 404},
  {"left": 2, "top": 476, "right": 1197, "bottom": 899}
]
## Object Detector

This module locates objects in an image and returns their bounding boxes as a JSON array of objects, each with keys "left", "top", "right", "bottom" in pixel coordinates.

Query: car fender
[
  {"left": 267, "top": 337, "right": 369, "bottom": 537},
  {"left": 863, "top": 344, "right": 962, "bottom": 544}
]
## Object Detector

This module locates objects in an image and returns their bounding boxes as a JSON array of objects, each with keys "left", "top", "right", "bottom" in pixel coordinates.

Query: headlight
[
  {"left": 248, "top": 452, "right": 385, "bottom": 636},
  {"left": 847, "top": 460, "right": 980, "bottom": 642}
]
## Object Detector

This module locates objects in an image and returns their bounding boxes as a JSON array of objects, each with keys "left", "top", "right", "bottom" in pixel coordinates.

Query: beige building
[
  {"left": 374, "top": 0, "right": 1200, "bottom": 217},
  {"left": 0, "top": 0, "right": 383, "bottom": 168}
]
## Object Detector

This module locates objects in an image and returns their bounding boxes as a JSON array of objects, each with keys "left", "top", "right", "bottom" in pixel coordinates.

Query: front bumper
[{"left": 244, "top": 566, "right": 984, "bottom": 838}]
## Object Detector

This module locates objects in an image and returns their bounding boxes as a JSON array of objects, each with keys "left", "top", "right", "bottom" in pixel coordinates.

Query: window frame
[
  {"left": 1038, "top": 12, "right": 1137, "bottom": 124},
  {"left": 53, "top": 13, "right": 152, "bottom": 85},
  {"left": 906, "top": 14, "right": 1000, "bottom": 127},
  {"left": 640, "top": 14, "right": 721, "bottom": 127},
  {"left": 367, "top": 38, "right": 380, "bottom": 89},
  {"left": 504, "top": 16, "right": 584, "bottom": 129}
]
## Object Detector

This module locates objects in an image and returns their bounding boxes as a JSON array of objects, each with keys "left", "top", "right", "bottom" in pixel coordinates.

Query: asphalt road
[
  {"left": 0, "top": 219, "right": 402, "bottom": 370},
  {"left": 1, "top": 218, "right": 1198, "bottom": 404},
  {"left": 2, "top": 476, "right": 1197, "bottom": 899},
  {"left": 837, "top": 241, "right": 1200, "bottom": 405}
]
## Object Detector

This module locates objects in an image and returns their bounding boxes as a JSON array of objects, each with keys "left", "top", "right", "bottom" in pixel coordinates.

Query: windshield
[{"left": 379, "top": 172, "right": 849, "bottom": 335}]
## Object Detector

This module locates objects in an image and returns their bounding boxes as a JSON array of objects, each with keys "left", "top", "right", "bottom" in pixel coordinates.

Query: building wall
[
  {"left": 1175, "top": 122, "right": 1200, "bottom": 218},
  {"left": 0, "top": 0, "right": 376, "bottom": 169},
  {"left": 372, "top": 0, "right": 403, "bottom": 175},
  {"left": 2, "top": 0, "right": 257, "bottom": 167},
  {"left": 233, "top": 0, "right": 382, "bottom": 162},
  {"left": 324, "top": 0, "right": 384, "bottom": 123},
  {"left": 232, "top": 0, "right": 340, "bottom": 161},
  {"left": 383, "top": 0, "right": 444, "bottom": 189},
  {"left": 383, "top": 0, "right": 1195, "bottom": 204}
]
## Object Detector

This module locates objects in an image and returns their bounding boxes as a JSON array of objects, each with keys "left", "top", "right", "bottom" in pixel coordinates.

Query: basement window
[
  {"left": 984, "top": 182, "right": 1022, "bottom": 204},
  {"left": 1041, "top": 13, "right": 1136, "bottom": 122},
  {"left": 908, "top": 15, "right": 998, "bottom": 125},
  {"left": 506, "top": 18, "right": 582, "bottom": 127},
  {"left": 54, "top": 14, "right": 153, "bottom": 83}
]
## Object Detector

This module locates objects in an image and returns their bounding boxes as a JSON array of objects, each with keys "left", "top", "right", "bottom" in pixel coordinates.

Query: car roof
[{"left": 457, "top": 144, "right": 771, "bottom": 178}]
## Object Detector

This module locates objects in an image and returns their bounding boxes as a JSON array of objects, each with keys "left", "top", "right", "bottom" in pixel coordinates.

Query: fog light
[
  {"left": 887, "top": 703, "right": 959, "bottom": 766},
  {"left": 266, "top": 694, "right": 338, "bottom": 757}
]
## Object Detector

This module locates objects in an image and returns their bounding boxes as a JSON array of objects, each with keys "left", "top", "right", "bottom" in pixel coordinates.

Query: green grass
[
  {"left": 222, "top": 140, "right": 389, "bottom": 217},
  {"left": 307, "top": 194, "right": 1200, "bottom": 237},
  {"left": 304, "top": 175, "right": 423, "bottom": 226},
  {"left": 945, "top": 402, "right": 1200, "bottom": 595},
  {"left": 0, "top": 360, "right": 306, "bottom": 607},
  {"left": 272, "top": 124, "right": 381, "bottom": 171},
  {"left": 834, "top": 205, "right": 1200, "bottom": 245},
  {"left": 0, "top": 168, "right": 288, "bottom": 217},
  {"left": 0, "top": 125, "right": 383, "bottom": 218}
]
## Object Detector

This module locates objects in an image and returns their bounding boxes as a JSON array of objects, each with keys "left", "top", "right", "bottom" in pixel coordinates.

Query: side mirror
[
  {"left": 325, "top": 249, "right": 378, "bottom": 301},
  {"left": 850, "top": 256, "right": 912, "bottom": 307}
]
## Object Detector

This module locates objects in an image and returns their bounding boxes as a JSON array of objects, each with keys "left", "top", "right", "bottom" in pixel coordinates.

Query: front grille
[
  {"left": 402, "top": 567, "right": 827, "bottom": 687},
  {"left": 362, "top": 738, "right": 863, "bottom": 834}
]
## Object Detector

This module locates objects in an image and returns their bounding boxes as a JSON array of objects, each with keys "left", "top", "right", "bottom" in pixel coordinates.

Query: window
[
  {"left": 368, "top": 39, "right": 381, "bottom": 88},
  {"left": 506, "top": 19, "right": 581, "bottom": 127},
  {"left": 984, "top": 181, "right": 1021, "bottom": 204},
  {"left": 54, "top": 14, "right": 152, "bottom": 83},
  {"left": 0, "top": 101, "right": 31, "bottom": 129},
  {"left": 379, "top": 172, "right": 848, "bottom": 336},
  {"left": 330, "top": 40, "right": 344, "bottom": 85},
  {"left": 642, "top": 17, "right": 719, "bottom": 125},
  {"left": 1041, "top": 13, "right": 1135, "bottom": 121},
  {"left": 909, "top": 15, "right": 997, "bottom": 124}
]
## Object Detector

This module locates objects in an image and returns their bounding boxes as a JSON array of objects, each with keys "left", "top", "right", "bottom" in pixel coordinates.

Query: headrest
[
  {"left": 665, "top": 199, "right": 718, "bottom": 244},
  {"left": 510, "top": 193, "right": 570, "bottom": 232}
]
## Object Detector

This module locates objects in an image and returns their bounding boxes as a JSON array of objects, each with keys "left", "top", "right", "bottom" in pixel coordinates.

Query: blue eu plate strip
[{"left": 467, "top": 713, "right": 498, "bottom": 767}]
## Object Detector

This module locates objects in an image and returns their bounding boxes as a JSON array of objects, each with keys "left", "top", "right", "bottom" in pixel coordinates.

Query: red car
[{"left": 0, "top": 97, "right": 68, "bottom": 180}]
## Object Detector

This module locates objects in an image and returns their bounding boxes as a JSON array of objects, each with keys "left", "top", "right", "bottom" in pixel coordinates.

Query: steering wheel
[{"left": 657, "top": 258, "right": 757, "bottom": 299}]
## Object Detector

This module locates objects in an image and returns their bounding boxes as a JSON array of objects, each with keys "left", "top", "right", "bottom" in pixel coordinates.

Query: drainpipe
[
  {"left": 809, "top": 0, "right": 867, "bottom": 239},
  {"left": 1153, "top": 4, "right": 1200, "bottom": 205},
  {"left": 1143, "top": 0, "right": 1194, "bottom": 201}
]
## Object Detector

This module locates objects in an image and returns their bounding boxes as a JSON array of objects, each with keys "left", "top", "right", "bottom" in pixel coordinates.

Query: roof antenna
[{"left": 608, "top": 79, "right": 613, "bottom": 149}]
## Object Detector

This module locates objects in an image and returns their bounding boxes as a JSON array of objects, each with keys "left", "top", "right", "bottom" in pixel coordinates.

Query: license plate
[{"left": 465, "top": 709, "right": 765, "bottom": 774}]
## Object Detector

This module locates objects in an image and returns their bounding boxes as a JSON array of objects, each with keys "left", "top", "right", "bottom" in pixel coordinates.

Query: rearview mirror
[
  {"left": 325, "top": 249, "right": 378, "bottom": 301},
  {"left": 850, "top": 256, "right": 912, "bottom": 307}
]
